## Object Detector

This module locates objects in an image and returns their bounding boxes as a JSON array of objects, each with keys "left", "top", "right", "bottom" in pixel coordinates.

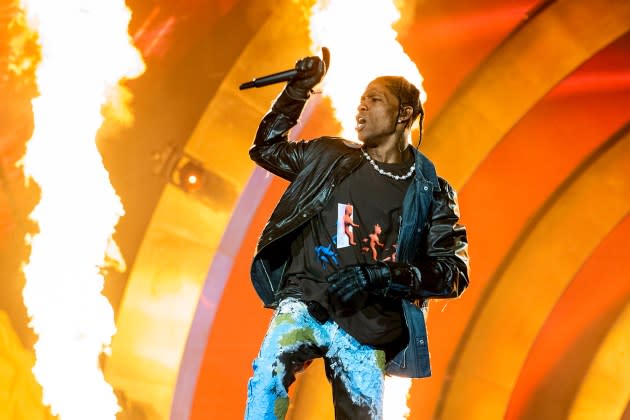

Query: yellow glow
[
  {"left": 308, "top": 1, "right": 423, "bottom": 417},
  {"left": 19, "top": 0, "right": 145, "bottom": 419},
  {"left": 309, "top": 0, "right": 426, "bottom": 141}
]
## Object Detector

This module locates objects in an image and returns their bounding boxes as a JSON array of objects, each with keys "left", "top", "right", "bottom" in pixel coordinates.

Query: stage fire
[{"left": 19, "top": 0, "right": 144, "bottom": 418}]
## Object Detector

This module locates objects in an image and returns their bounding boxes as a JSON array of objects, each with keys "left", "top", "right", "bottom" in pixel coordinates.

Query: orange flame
[
  {"left": 308, "top": 0, "right": 422, "bottom": 418},
  {"left": 19, "top": 0, "right": 144, "bottom": 418}
]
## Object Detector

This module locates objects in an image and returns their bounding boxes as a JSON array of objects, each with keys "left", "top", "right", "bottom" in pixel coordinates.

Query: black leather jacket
[{"left": 248, "top": 89, "right": 470, "bottom": 377}]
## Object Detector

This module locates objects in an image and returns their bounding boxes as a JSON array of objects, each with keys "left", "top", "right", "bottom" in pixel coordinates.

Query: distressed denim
[{"left": 245, "top": 298, "right": 386, "bottom": 420}]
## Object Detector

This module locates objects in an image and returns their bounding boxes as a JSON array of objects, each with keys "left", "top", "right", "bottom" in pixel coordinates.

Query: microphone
[
  {"left": 239, "top": 68, "right": 299, "bottom": 90},
  {"left": 239, "top": 47, "right": 330, "bottom": 90}
]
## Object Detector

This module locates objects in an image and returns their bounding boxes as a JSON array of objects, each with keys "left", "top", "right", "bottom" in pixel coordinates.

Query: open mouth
[{"left": 356, "top": 116, "right": 366, "bottom": 131}]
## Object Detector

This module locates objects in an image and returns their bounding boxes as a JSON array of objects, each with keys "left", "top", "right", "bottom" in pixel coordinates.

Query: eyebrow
[{"left": 362, "top": 89, "right": 385, "bottom": 99}]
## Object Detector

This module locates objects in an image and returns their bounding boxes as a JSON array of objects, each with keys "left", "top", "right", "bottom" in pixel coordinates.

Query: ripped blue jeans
[{"left": 245, "top": 298, "right": 386, "bottom": 420}]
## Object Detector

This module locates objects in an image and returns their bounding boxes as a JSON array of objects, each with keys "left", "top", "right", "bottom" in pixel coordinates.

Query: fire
[
  {"left": 19, "top": 0, "right": 144, "bottom": 418},
  {"left": 307, "top": 0, "right": 424, "bottom": 418},
  {"left": 383, "top": 376, "right": 413, "bottom": 418}
]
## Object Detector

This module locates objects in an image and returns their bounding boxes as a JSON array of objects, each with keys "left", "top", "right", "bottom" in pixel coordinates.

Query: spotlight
[{"left": 153, "top": 145, "right": 238, "bottom": 208}]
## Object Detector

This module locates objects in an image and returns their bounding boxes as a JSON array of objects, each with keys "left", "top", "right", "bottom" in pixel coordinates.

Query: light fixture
[
  {"left": 152, "top": 144, "right": 237, "bottom": 208},
  {"left": 178, "top": 160, "right": 205, "bottom": 192}
]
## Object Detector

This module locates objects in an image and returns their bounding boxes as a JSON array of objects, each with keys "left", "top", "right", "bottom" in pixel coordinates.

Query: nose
[{"left": 358, "top": 101, "right": 367, "bottom": 111}]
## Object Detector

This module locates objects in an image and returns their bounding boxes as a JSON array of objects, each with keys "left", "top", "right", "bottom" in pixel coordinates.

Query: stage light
[
  {"left": 152, "top": 144, "right": 237, "bottom": 208},
  {"left": 178, "top": 160, "right": 205, "bottom": 192}
]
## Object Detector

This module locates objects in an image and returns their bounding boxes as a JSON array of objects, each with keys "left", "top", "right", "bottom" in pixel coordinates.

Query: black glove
[
  {"left": 327, "top": 263, "right": 389, "bottom": 303},
  {"left": 285, "top": 55, "right": 327, "bottom": 99},
  {"left": 327, "top": 262, "right": 422, "bottom": 303}
]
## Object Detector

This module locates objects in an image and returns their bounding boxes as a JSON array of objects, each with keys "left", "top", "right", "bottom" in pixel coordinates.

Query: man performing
[{"left": 245, "top": 53, "right": 469, "bottom": 419}]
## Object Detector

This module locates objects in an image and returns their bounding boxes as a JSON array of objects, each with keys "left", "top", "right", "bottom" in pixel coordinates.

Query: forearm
[
  {"left": 363, "top": 257, "right": 467, "bottom": 300},
  {"left": 364, "top": 255, "right": 468, "bottom": 300},
  {"left": 248, "top": 88, "right": 311, "bottom": 180},
  {"left": 251, "top": 88, "right": 308, "bottom": 150},
  {"left": 414, "top": 254, "right": 469, "bottom": 299}
]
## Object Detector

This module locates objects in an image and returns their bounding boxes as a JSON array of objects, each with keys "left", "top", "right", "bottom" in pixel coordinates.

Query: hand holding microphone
[
  {"left": 285, "top": 50, "right": 328, "bottom": 99},
  {"left": 239, "top": 47, "right": 330, "bottom": 95}
]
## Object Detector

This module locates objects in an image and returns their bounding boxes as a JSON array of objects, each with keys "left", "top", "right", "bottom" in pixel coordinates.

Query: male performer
[{"left": 245, "top": 53, "right": 469, "bottom": 419}]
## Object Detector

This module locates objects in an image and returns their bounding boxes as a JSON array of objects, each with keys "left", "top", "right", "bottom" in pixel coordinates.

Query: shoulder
[
  {"left": 317, "top": 136, "right": 362, "bottom": 148},
  {"left": 434, "top": 177, "right": 461, "bottom": 216},
  {"left": 308, "top": 136, "right": 363, "bottom": 153},
  {"left": 412, "top": 149, "right": 441, "bottom": 189},
  {"left": 437, "top": 177, "right": 455, "bottom": 193}
]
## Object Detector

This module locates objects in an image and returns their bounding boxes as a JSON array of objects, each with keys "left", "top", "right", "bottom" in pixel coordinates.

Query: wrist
[
  {"left": 382, "top": 263, "right": 422, "bottom": 299},
  {"left": 285, "top": 84, "right": 311, "bottom": 100},
  {"left": 363, "top": 263, "right": 391, "bottom": 290},
  {"left": 272, "top": 89, "right": 310, "bottom": 121}
]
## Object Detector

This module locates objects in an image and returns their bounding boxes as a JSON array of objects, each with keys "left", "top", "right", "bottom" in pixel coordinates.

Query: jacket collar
[{"left": 411, "top": 147, "right": 441, "bottom": 191}]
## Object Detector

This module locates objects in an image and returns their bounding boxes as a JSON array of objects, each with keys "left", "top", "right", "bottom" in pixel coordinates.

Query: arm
[
  {"left": 414, "top": 179, "right": 469, "bottom": 299},
  {"left": 328, "top": 179, "right": 470, "bottom": 302},
  {"left": 248, "top": 55, "right": 326, "bottom": 181}
]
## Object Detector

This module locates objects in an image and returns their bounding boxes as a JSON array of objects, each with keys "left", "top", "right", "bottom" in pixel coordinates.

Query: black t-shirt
[{"left": 281, "top": 157, "right": 414, "bottom": 347}]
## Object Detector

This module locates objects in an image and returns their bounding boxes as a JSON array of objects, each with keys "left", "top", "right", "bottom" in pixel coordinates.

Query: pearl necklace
[{"left": 361, "top": 149, "right": 415, "bottom": 180}]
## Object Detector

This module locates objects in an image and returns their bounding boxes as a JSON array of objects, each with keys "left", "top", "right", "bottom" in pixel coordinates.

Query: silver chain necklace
[{"left": 361, "top": 149, "right": 415, "bottom": 180}]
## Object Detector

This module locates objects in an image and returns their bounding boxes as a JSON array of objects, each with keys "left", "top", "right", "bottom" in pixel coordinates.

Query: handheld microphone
[
  {"left": 239, "top": 47, "right": 330, "bottom": 90},
  {"left": 239, "top": 69, "right": 299, "bottom": 90}
]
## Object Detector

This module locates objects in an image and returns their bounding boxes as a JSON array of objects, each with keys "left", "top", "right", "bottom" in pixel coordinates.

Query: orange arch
[{"left": 506, "top": 216, "right": 630, "bottom": 419}]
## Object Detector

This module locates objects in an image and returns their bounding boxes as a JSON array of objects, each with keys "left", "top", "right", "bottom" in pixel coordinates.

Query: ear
[{"left": 398, "top": 105, "right": 414, "bottom": 124}]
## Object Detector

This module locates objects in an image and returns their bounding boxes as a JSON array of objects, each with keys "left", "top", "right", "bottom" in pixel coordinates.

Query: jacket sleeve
[
  {"left": 248, "top": 89, "right": 313, "bottom": 182},
  {"left": 413, "top": 178, "right": 470, "bottom": 299}
]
